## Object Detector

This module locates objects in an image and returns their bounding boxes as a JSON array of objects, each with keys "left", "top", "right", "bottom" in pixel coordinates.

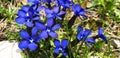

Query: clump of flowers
[{"left": 15, "top": 0, "right": 108, "bottom": 57}]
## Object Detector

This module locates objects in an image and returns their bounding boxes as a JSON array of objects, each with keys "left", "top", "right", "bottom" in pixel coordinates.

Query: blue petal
[
  {"left": 32, "top": 16, "right": 40, "bottom": 20},
  {"left": 34, "top": 36, "right": 41, "bottom": 42},
  {"left": 54, "top": 47, "right": 60, "bottom": 54},
  {"left": 20, "top": 30, "right": 30, "bottom": 40},
  {"left": 100, "top": 34, "right": 108, "bottom": 43},
  {"left": 83, "top": 30, "right": 92, "bottom": 38},
  {"left": 75, "top": 4, "right": 81, "bottom": 12},
  {"left": 98, "top": 27, "right": 103, "bottom": 36},
  {"left": 77, "top": 26, "right": 83, "bottom": 32},
  {"left": 79, "top": 10, "right": 87, "bottom": 15},
  {"left": 26, "top": 22, "right": 34, "bottom": 27},
  {"left": 18, "top": 40, "right": 30, "bottom": 49},
  {"left": 15, "top": 17, "right": 26, "bottom": 24},
  {"left": 56, "top": 16, "right": 62, "bottom": 20},
  {"left": 22, "top": 5, "right": 30, "bottom": 12},
  {"left": 72, "top": 5, "right": 76, "bottom": 13},
  {"left": 53, "top": 6, "right": 59, "bottom": 13},
  {"left": 45, "top": 8, "right": 53, "bottom": 14},
  {"left": 18, "top": 10, "right": 26, "bottom": 17},
  {"left": 46, "top": 14, "right": 54, "bottom": 18},
  {"left": 28, "top": 42, "right": 38, "bottom": 50},
  {"left": 52, "top": 24, "right": 61, "bottom": 31},
  {"left": 86, "top": 38, "right": 95, "bottom": 43},
  {"left": 40, "top": 30, "right": 48, "bottom": 39},
  {"left": 58, "top": 11, "right": 66, "bottom": 16},
  {"left": 61, "top": 39, "right": 68, "bottom": 48},
  {"left": 48, "top": 31, "right": 58, "bottom": 38},
  {"left": 46, "top": 18, "right": 54, "bottom": 27},
  {"left": 54, "top": 39, "right": 60, "bottom": 47},
  {"left": 35, "top": 22, "right": 46, "bottom": 30},
  {"left": 28, "top": 9, "right": 34, "bottom": 17},
  {"left": 32, "top": 27, "right": 38, "bottom": 36},
  {"left": 31, "top": 4, "right": 37, "bottom": 10},
  {"left": 77, "top": 31, "right": 83, "bottom": 40},
  {"left": 37, "top": 6, "right": 46, "bottom": 12}
]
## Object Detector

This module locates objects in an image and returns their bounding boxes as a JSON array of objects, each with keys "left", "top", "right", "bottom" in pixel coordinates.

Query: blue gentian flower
[
  {"left": 45, "top": 6, "right": 66, "bottom": 20},
  {"left": 18, "top": 27, "right": 41, "bottom": 50},
  {"left": 54, "top": 39, "right": 68, "bottom": 57},
  {"left": 35, "top": 18, "right": 61, "bottom": 39},
  {"left": 15, "top": 5, "right": 41, "bottom": 27},
  {"left": 98, "top": 27, "right": 108, "bottom": 43},
  {"left": 72, "top": 4, "right": 87, "bottom": 18},
  {"left": 77, "top": 26, "right": 95, "bottom": 46}
]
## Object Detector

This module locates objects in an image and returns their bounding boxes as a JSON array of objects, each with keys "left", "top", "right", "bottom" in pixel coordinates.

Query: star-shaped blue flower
[
  {"left": 45, "top": 6, "right": 66, "bottom": 20},
  {"left": 15, "top": 5, "right": 40, "bottom": 27},
  {"left": 18, "top": 27, "right": 41, "bottom": 50},
  {"left": 35, "top": 18, "right": 61, "bottom": 39},
  {"left": 72, "top": 4, "right": 87, "bottom": 18},
  {"left": 98, "top": 27, "right": 108, "bottom": 43},
  {"left": 54, "top": 39, "right": 68, "bottom": 57},
  {"left": 77, "top": 26, "right": 95, "bottom": 46}
]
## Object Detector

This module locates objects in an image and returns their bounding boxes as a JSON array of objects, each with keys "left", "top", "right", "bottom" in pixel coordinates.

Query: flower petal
[
  {"left": 18, "top": 10, "right": 26, "bottom": 17},
  {"left": 54, "top": 47, "right": 60, "bottom": 54},
  {"left": 58, "top": 11, "right": 66, "bottom": 16},
  {"left": 35, "top": 22, "right": 46, "bottom": 30},
  {"left": 53, "top": 6, "right": 59, "bottom": 13},
  {"left": 20, "top": 30, "right": 30, "bottom": 40},
  {"left": 18, "top": 40, "right": 30, "bottom": 49},
  {"left": 15, "top": 17, "right": 26, "bottom": 24},
  {"left": 32, "top": 27, "right": 38, "bottom": 36},
  {"left": 37, "top": 6, "right": 46, "bottom": 12},
  {"left": 46, "top": 14, "right": 54, "bottom": 18},
  {"left": 45, "top": 8, "right": 53, "bottom": 14},
  {"left": 40, "top": 30, "right": 48, "bottom": 39},
  {"left": 100, "top": 34, "right": 108, "bottom": 43},
  {"left": 77, "top": 31, "right": 83, "bottom": 40},
  {"left": 46, "top": 18, "right": 54, "bottom": 27},
  {"left": 77, "top": 26, "right": 83, "bottom": 32},
  {"left": 22, "top": 5, "right": 30, "bottom": 12},
  {"left": 28, "top": 42, "right": 38, "bottom": 50},
  {"left": 75, "top": 4, "right": 81, "bottom": 12},
  {"left": 34, "top": 36, "right": 41, "bottom": 42},
  {"left": 52, "top": 24, "right": 61, "bottom": 31},
  {"left": 26, "top": 21, "right": 34, "bottom": 27},
  {"left": 83, "top": 30, "right": 91, "bottom": 38},
  {"left": 56, "top": 16, "right": 62, "bottom": 20},
  {"left": 32, "top": 16, "right": 40, "bottom": 20},
  {"left": 79, "top": 10, "right": 87, "bottom": 15},
  {"left": 98, "top": 27, "right": 103, "bottom": 36},
  {"left": 86, "top": 38, "right": 95, "bottom": 43},
  {"left": 54, "top": 39, "right": 60, "bottom": 47},
  {"left": 61, "top": 39, "right": 68, "bottom": 48},
  {"left": 48, "top": 31, "right": 58, "bottom": 38}
]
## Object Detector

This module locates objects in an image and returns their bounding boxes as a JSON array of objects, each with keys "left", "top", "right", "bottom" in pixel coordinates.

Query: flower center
[
  {"left": 30, "top": 39, "right": 34, "bottom": 43},
  {"left": 46, "top": 28, "right": 51, "bottom": 32},
  {"left": 59, "top": 47, "right": 64, "bottom": 52}
]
